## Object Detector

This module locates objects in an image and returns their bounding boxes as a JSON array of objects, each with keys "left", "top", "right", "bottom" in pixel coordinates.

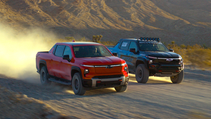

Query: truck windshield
[
  {"left": 73, "top": 45, "right": 112, "bottom": 58},
  {"left": 139, "top": 42, "right": 169, "bottom": 52}
]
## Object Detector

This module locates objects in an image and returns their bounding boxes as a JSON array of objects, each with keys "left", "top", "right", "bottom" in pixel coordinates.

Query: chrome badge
[
  {"left": 166, "top": 58, "right": 173, "bottom": 62},
  {"left": 106, "top": 65, "right": 113, "bottom": 69}
]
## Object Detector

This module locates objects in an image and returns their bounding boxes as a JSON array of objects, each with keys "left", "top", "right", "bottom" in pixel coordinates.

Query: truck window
[
  {"left": 63, "top": 46, "right": 72, "bottom": 59},
  {"left": 128, "top": 41, "right": 138, "bottom": 52},
  {"left": 73, "top": 45, "right": 112, "bottom": 58},
  {"left": 120, "top": 41, "right": 130, "bottom": 50},
  {"left": 157, "top": 44, "right": 167, "bottom": 51},
  {"left": 49, "top": 45, "right": 56, "bottom": 53},
  {"left": 139, "top": 43, "right": 169, "bottom": 52},
  {"left": 54, "top": 45, "right": 65, "bottom": 57}
]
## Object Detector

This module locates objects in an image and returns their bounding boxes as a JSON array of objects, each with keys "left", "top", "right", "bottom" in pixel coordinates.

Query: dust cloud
[{"left": 0, "top": 24, "right": 57, "bottom": 83}]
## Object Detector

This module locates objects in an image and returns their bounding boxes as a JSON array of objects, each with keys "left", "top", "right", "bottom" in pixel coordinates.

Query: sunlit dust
[
  {"left": 128, "top": 74, "right": 172, "bottom": 83},
  {"left": 149, "top": 76, "right": 172, "bottom": 83},
  {"left": 129, "top": 80, "right": 138, "bottom": 83},
  {"left": 0, "top": 24, "right": 57, "bottom": 81},
  {"left": 65, "top": 88, "right": 116, "bottom": 95},
  {"left": 129, "top": 74, "right": 136, "bottom": 77},
  {"left": 64, "top": 90, "right": 75, "bottom": 94},
  {"left": 84, "top": 88, "right": 117, "bottom": 95},
  {"left": 107, "top": 87, "right": 116, "bottom": 91}
]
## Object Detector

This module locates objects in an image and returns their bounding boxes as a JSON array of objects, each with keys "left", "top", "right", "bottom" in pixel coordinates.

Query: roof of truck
[
  {"left": 120, "top": 38, "right": 138, "bottom": 41},
  {"left": 56, "top": 42, "right": 101, "bottom": 46},
  {"left": 120, "top": 37, "right": 161, "bottom": 42}
]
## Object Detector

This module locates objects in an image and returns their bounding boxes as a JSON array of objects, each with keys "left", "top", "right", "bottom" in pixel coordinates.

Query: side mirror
[
  {"left": 112, "top": 53, "right": 118, "bottom": 56},
  {"left": 130, "top": 48, "right": 136, "bottom": 53},
  {"left": 63, "top": 55, "right": 71, "bottom": 62},
  {"left": 169, "top": 49, "right": 174, "bottom": 52}
]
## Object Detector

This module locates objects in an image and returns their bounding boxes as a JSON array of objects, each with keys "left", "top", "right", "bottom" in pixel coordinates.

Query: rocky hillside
[{"left": 0, "top": 0, "right": 210, "bottom": 45}]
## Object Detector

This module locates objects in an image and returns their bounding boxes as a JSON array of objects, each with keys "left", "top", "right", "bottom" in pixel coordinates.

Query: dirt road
[{"left": 0, "top": 66, "right": 211, "bottom": 119}]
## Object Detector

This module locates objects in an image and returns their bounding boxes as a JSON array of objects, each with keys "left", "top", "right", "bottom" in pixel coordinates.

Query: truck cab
[
  {"left": 108, "top": 38, "right": 184, "bottom": 84},
  {"left": 36, "top": 42, "right": 129, "bottom": 95}
]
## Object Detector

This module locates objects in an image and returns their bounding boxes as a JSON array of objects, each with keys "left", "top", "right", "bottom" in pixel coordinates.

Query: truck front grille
[
  {"left": 93, "top": 75, "right": 123, "bottom": 79},
  {"left": 154, "top": 59, "right": 180, "bottom": 65}
]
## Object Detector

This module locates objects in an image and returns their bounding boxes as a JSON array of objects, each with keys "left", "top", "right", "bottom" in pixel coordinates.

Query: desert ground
[
  {"left": 0, "top": 65, "right": 211, "bottom": 119},
  {"left": 0, "top": 0, "right": 211, "bottom": 118}
]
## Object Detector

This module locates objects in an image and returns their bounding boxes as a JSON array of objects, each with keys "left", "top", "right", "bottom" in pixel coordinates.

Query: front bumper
[
  {"left": 83, "top": 76, "right": 129, "bottom": 88},
  {"left": 149, "top": 64, "right": 184, "bottom": 77}
]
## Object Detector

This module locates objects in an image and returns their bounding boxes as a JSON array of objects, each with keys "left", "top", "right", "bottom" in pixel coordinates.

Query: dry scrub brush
[{"left": 168, "top": 42, "right": 211, "bottom": 69}]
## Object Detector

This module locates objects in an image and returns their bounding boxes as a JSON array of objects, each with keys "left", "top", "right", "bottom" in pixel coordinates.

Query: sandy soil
[
  {"left": 0, "top": 85, "right": 71, "bottom": 119},
  {"left": 0, "top": 66, "right": 211, "bottom": 119}
]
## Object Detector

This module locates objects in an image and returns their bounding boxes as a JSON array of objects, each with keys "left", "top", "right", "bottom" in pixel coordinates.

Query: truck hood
[
  {"left": 79, "top": 56, "right": 125, "bottom": 65},
  {"left": 144, "top": 51, "right": 180, "bottom": 58}
]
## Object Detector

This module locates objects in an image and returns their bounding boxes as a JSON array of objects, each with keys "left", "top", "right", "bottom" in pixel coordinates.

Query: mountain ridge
[{"left": 0, "top": 0, "right": 210, "bottom": 46}]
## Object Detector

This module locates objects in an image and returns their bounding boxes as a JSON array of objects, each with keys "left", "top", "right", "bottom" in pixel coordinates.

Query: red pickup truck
[{"left": 36, "top": 42, "right": 129, "bottom": 95}]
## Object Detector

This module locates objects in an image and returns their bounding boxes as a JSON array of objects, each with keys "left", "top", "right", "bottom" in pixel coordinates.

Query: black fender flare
[
  {"left": 71, "top": 66, "right": 82, "bottom": 78},
  {"left": 38, "top": 60, "right": 47, "bottom": 73},
  {"left": 136, "top": 57, "right": 148, "bottom": 69},
  {"left": 71, "top": 66, "right": 85, "bottom": 86}
]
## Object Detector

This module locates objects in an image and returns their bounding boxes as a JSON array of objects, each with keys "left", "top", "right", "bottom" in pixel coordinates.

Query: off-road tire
[
  {"left": 40, "top": 66, "right": 51, "bottom": 85},
  {"left": 135, "top": 64, "right": 149, "bottom": 83},
  {"left": 170, "top": 70, "right": 184, "bottom": 84},
  {"left": 115, "top": 84, "right": 128, "bottom": 92},
  {"left": 72, "top": 73, "right": 86, "bottom": 95}
]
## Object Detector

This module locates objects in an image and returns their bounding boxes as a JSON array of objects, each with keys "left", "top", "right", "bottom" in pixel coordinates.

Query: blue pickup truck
[{"left": 108, "top": 37, "right": 184, "bottom": 84}]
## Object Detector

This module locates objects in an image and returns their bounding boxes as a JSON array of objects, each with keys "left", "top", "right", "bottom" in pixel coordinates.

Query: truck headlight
[
  {"left": 179, "top": 59, "right": 183, "bottom": 64},
  {"left": 121, "top": 63, "right": 127, "bottom": 66},
  {"left": 81, "top": 64, "right": 94, "bottom": 67},
  {"left": 124, "top": 66, "right": 128, "bottom": 72},
  {"left": 179, "top": 56, "right": 182, "bottom": 60},
  {"left": 146, "top": 56, "right": 157, "bottom": 59},
  {"left": 149, "top": 60, "right": 153, "bottom": 64},
  {"left": 84, "top": 69, "right": 89, "bottom": 74},
  {"left": 179, "top": 56, "right": 183, "bottom": 64}
]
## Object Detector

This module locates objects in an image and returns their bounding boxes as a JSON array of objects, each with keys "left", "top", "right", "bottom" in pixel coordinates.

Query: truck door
[
  {"left": 51, "top": 45, "right": 65, "bottom": 78},
  {"left": 60, "top": 46, "right": 73, "bottom": 80},
  {"left": 118, "top": 40, "right": 132, "bottom": 65},
  {"left": 47, "top": 45, "right": 56, "bottom": 75},
  {"left": 118, "top": 40, "right": 130, "bottom": 59},
  {"left": 128, "top": 41, "right": 139, "bottom": 72}
]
